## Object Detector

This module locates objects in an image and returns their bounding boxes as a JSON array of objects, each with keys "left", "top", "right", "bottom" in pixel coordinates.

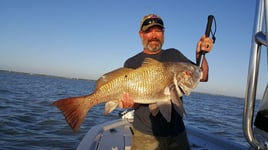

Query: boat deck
[{"left": 77, "top": 119, "right": 248, "bottom": 150}]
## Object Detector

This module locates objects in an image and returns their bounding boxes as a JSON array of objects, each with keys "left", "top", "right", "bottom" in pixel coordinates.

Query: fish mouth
[
  {"left": 178, "top": 84, "right": 191, "bottom": 96},
  {"left": 178, "top": 86, "right": 185, "bottom": 95},
  {"left": 178, "top": 80, "right": 200, "bottom": 96}
]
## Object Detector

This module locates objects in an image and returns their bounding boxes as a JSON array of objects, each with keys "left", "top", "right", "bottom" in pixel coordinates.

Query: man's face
[{"left": 140, "top": 26, "right": 164, "bottom": 53}]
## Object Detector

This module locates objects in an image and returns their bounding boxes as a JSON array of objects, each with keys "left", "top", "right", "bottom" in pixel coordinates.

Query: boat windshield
[{"left": 254, "top": 85, "right": 268, "bottom": 133}]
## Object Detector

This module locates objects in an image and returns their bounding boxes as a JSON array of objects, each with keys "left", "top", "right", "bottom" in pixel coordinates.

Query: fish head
[{"left": 170, "top": 63, "right": 202, "bottom": 96}]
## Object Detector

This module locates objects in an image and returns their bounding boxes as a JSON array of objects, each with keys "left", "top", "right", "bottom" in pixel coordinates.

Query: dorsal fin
[
  {"left": 95, "top": 67, "right": 133, "bottom": 89},
  {"left": 141, "top": 58, "right": 161, "bottom": 67}
]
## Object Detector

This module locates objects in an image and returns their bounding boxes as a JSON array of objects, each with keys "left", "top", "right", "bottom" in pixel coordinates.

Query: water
[{"left": 0, "top": 70, "right": 257, "bottom": 149}]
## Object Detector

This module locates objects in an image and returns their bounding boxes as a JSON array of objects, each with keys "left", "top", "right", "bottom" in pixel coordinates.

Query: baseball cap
[{"left": 140, "top": 14, "right": 164, "bottom": 32}]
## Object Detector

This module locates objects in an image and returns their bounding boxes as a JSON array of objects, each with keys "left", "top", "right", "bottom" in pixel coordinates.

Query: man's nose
[{"left": 151, "top": 31, "right": 157, "bottom": 38}]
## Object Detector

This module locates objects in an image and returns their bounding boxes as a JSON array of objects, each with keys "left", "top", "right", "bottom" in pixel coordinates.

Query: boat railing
[{"left": 243, "top": 0, "right": 268, "bottom": 149}]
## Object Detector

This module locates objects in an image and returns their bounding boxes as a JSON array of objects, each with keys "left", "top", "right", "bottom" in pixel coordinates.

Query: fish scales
[{"left": 129, "top": 66, "right": 172, "bottom": 103}]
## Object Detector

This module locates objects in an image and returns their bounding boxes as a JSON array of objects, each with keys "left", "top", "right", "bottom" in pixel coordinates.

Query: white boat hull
[{"left": 77, "top": 119, "right": 248, "bottom": 150}]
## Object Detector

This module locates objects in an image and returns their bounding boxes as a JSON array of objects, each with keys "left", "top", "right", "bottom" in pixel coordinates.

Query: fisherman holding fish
[
  {"left": 118, "top": 14, "right": 213, "bottom": 150},
  {"left": 53, "top": 13, "right": 213, "bottom": 150}
]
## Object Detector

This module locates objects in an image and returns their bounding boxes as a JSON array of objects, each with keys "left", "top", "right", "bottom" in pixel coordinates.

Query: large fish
[{"left": 53, "top": 58, "right": 201, "bottom": 131}]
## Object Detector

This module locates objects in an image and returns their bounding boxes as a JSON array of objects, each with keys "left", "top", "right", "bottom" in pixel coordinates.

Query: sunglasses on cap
[{"left": 140, "top": 18, "right": 164, "bottom": 31}]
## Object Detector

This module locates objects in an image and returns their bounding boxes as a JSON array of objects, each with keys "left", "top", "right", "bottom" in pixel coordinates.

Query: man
[{"left": 119, "top": 14, "right": 213, "bottom": 150}]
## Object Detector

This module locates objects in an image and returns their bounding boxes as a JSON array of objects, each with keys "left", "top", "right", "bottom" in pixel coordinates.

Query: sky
[{"left": 0, "top": 0, "right": 267, "bottom": 99}]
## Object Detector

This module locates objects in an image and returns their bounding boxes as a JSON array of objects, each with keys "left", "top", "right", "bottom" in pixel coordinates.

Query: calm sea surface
[{"left": 0, "top": 70, "right": 258, "bottom": 149}]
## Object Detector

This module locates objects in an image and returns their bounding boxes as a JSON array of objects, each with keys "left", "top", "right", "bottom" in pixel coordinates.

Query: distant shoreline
[{"left": 0, "top": 69, "right": 95, "bottom": 82}]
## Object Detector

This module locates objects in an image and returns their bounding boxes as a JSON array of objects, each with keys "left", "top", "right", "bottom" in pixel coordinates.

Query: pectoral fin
[
  {"left": 156, "top": 101, "right": 172, "bottom": 122},
  {"left": 170, "top": 84, "right": 186, "bottom": 117},
  {"left": 149, "top": 103, "right": 159, "bottom": 116},
  {"left": 171, "top": 97, "right": 186, "bottom": 117},
  {"left": 104, "top": 101, "right": 118, "bottom": 115}
]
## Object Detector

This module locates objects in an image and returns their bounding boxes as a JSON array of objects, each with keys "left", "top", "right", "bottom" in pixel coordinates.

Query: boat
[
  {"left": 77, "top": 110, "right": 248, "bottom": 150},
  {"left": 77, "top": 0, "right": 268, "bottom": 149}
]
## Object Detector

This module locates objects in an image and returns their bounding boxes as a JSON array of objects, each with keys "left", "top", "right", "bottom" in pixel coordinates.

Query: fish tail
[{"left": 53, "top": 95, "right": 92, "bottom": 132}]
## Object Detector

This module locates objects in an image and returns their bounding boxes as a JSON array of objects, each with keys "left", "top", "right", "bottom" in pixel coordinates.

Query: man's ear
[{"left": 139, "top": 31, "right": 143, "bottom": 38}]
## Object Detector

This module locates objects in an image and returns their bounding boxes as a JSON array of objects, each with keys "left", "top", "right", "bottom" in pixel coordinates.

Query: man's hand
[
  {"left": 118, "top": 92, "right": 135, "bottom": 108},
  {"left": 196, "top": 35, "right": 213, "bottom": 82},
  {"left": 196, "top": 35, "right": 213, "bottom": 54}
]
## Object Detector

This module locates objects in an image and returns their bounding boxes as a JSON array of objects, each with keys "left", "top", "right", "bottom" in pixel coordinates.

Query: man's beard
[{"left": 143, "top": 38, "right": 163, "bottom": 52}]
